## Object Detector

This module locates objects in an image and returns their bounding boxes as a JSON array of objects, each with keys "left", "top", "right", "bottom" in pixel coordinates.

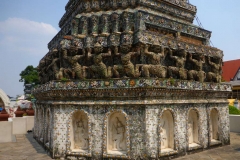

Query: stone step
[{"left": 14, "top": 134, "right": 26, "bottom": 142}]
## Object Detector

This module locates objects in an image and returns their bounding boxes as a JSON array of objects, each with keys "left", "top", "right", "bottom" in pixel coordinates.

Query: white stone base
[
  {"left": 24, "top": 116, "right": 34, "bottom": 131},
  {"left": 161, "top": 148, "right": 175, "bottom": 153},
  {"left": 230, "top": 115, "right": 240, "bottom": 132},
  {"left": 0, "top": 121, "right": 12, "bottom": 143},
  {"left": 188, "top": 143, "right": 202, "bottom": 150},
  {"left": 107, "top": 150, "right": 127, "bottom": 155},
  {"left": 12, "top": 117, "right": 27, "bottom": 134},
  {"left": 210, "top": 139, "right": 222, "bottom": 146}
]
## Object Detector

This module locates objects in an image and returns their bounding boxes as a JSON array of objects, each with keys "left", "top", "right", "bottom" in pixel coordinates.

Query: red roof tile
[{"left": 222, "top": 59, "right": 240, "bottom": 81}]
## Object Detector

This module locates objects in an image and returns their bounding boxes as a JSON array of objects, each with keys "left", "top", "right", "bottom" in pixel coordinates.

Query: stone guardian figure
[
  {"left": 167, "top": 47, "right": 187, "bottom": 80},
  {"left": 87, "top": 42, "right": 112, "bottom": 79},
  {"left": 206, "top": 56, "right": 222, "bottom": 83},
  {"left": 113, "top": 45, "right": 141, "bottom": 78},
  {"left": 142, "top": 44, "right": 167, "bottom": 78},
  {"left": 187, "top": 53, "right": 206, "bottom": 82}
]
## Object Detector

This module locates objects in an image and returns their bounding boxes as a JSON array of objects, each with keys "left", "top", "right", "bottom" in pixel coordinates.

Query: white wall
[{"left": 229, "top": 115, "right": 240, "bottom": 132}]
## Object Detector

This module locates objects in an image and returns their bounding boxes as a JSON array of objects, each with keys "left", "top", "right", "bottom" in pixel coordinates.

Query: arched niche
[
  {"left": 39, "top": 108, "right": 44, "bottom": 142},
  {"left": 107, "top": 111, "right": 127, "bottom": 155},
  {"left": 45, "top": 109, "right": 50, "bottom": 145},
  {"left": 188, "top": 109, "right": 200, "bottom": 147},
  {"left": 160, "top": 110, "right": 174, "bottom": 152},
  {"left": 34, "top": 108, "right": 39, "bottom": 137},
  {"left": 210, "top": 108, "right": 219, "bottom": 142},
  {"left": 70, "top": 110, "right": 89, "bottom": 152}
]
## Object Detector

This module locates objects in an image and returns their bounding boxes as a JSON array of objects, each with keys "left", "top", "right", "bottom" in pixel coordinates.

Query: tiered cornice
[{"left": 59, "top": 0, "right": 196, "bottom": 29}]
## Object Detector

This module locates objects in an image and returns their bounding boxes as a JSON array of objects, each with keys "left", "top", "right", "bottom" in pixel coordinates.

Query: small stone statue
[
  {"left": 38, "top": 58, "right": 47, "bottom": 84},
  {"left": 113, "top": 45, "right": 141, "bottom": 78},
  {"left": 188, "top": 121, "right": 193, "bottom": 143},
  {"left": 46, "top": 49, "right": 62, "bottom": 80},
  {"left": 45, "top": 53, "right": 54, "bottom": 81},
  {"left": 74, "top": 117, "right": 88, "bottom": 150},
  {"left": 112, "top": 117, "right": 125, "bottom": 151},
  {"left": 187, "top": 53, "right": 206, "bottom": 82},
  {"left": 160, "top": 121, "right": 167, "bottom": 149},
  {"left": 168, "top": 47, "right": 188, "bottom": 80},
  {"left": 60, "top": 48, "right": 73, "bottom": 79},
  {"left": 87, "top": 42, "right": 112, "bottom": 79},
  {"left": 207, "top": 56, "right": 222, "bottom": 83},
  {"left": 142, "top": 44, "right": 167, "bottom": 78},
  {"left": 63, "top": 46, "right": 87, "bottom": 79}
]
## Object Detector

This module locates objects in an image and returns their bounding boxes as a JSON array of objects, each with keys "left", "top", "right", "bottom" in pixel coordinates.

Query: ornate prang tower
[{"left": 33, "top": 0, "right": 231, "bottom": 159}]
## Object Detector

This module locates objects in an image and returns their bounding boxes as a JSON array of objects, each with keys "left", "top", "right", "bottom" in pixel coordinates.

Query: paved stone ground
[
  {"left": 0, "top": 133, "right": 52, "bottom": 160},
  {"left": 175, "top": 132, "right": 240, "bottom": 160},
  {"left": 0, "top": 132, "right": 240, "bottom": 160}
]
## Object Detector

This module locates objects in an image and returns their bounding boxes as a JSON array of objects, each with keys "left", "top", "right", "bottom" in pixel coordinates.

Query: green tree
[{"left": 19, "top": 65, "right": 39, "bottom": 85}]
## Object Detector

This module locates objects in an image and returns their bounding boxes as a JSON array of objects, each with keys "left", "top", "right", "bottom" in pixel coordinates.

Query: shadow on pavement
[{"left": 25, "top": 132, "right": 49, "bottom": 155}]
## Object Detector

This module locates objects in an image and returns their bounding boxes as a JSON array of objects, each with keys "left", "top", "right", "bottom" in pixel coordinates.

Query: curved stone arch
[
  {"left": 103, "top": 109, "right": 130, "bottom": 159},
  {"left": 66, "top": 109, "right": 92, "bottom": 157},
  {"left": 38, "top": 105, "right": 45, "bottom": 142},
  {"left": 34, "top": 105, "right": 39, "bottom": 138},
  {"left": 45, "top": 107, "right": 51, "bottom": 146},
  {"left": 186, "top": 108, "right": 200, "bottom": 147},
  {"left": 209, "top": 107, "right": 220, "bottom": 142},
  {"left": 0, "top": 88, "right": 10, "bottom": 107},
  {"left": 158, "top": 108, "right": 176, "bottom": 155}
]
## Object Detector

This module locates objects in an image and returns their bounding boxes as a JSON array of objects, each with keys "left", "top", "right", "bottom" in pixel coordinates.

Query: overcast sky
[{"left": 0, "top": 0, "right": 239, "bottom": 97}]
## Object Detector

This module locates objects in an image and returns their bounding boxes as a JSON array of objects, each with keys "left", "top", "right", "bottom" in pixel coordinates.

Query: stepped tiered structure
[{"left": 33, "top": 0, "right": 231, "bottom": 159}]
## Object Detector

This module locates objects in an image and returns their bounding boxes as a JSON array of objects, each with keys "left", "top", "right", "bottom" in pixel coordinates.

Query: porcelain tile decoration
[{"left": 33, "top": 0, "right": 231, "bottom": 159}]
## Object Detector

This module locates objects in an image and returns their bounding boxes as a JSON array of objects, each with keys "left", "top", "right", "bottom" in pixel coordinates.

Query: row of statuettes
[{"left": 38, "top": 44, "right": 222, "bottom": 84}]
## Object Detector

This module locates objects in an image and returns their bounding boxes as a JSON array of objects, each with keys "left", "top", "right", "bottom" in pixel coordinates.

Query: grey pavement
[
  {"left": 0, "top": 132, "right": 240, "bottom": 160},
  {"left": 0, "top": 133, "right": 52, "bottom": 160},
  {"left": 175, "top": 132, "right": 240, "bottom": 160}
]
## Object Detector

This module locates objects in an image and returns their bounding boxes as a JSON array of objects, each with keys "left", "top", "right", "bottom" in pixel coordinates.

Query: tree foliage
[
  {"left": 19, "top": 65, "right": 39, "bottom": 85},
  {"left": 229, "top": 105, "right": 240, "bottom": 115}
]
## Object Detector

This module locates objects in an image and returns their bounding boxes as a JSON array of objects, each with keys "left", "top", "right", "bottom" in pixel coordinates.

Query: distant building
[
  {"left": 222, "top": 59, "right": 240, "bottom": 81},
  {"left": 222, "top": 59, "right": 240, "bottom": 101}
]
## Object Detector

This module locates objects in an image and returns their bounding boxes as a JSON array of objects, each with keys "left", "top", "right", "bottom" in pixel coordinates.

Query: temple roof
[
  {"left": 59, "top": 0, "right": 197, "bottom": 28},
  {"left": 222, "top": 59, "right": 240, "bottom": 81}
]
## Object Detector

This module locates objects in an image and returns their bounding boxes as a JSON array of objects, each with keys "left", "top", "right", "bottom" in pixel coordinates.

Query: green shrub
[{"left": 229, "top": 105, "right": 240, "bottom": 115}]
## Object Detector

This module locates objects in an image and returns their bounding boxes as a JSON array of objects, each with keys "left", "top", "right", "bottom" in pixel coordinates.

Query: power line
[{"left": 189, "top": 0, "right": 214, "bottom": 47}]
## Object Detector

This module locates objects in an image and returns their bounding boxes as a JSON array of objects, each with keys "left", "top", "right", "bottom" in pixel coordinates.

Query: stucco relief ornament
[
  {"left": 160, "top": 121, "right": 167, "bottom": 148},
  {"left": 74, "top": 118, "right": 88, "bottom": 150},
  {"left": 90, "top": 81, "right": 101, "bottom": 88},
  {"left": 139, "top": 79, "right": 152, "bottom": 87},
  {"left": 78, "top": 81, "right": 88, "bottom": 88},
  {"left": 114, "top": 80, "right": 127, "bottom": 87},
  {"left": 112, "top": 117, "right": 126, "bottom": 151}
]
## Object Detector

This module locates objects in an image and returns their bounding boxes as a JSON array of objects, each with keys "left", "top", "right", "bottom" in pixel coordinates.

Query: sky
[{"left": 0, "top": 0, "right": 239, "bottom": 97}]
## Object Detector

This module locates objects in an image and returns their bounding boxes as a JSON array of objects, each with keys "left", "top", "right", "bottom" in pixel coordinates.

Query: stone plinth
[
  {"left": 0, "top": 121, "right": 12, "bottom": 143},
  {"left": 32, "top": 79, "right": 231, "bottom": 159},
  {"left": 24, "top": 116, "right": 34, "bottom": 131},
  {"left": 12, "top": 117, "right": 27, "bottom": 135}
]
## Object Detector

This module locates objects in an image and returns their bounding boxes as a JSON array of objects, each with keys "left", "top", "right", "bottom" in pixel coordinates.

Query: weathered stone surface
[{"left": 34, "top": 0, "right": 230, "bottom": 159}]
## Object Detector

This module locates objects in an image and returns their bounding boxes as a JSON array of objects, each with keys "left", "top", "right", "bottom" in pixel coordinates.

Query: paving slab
[
  {"left": 0, "top": 132, "right": 240, "bottom": 159},
  {"left": 176, "top": 132, "right": 240, "bottom": 160},
  {"left": 0, "top": 133, "right": 52, "bottom": 160}
]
